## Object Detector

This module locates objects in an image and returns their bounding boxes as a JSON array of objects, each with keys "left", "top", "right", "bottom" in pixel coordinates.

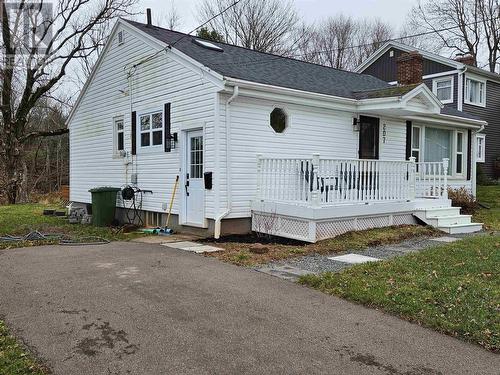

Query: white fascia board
[
  {"left": 423, "top": 70, "right": 461, "bottom": 79},
  {"left": 121, "top": 20, "right": 225, "bottom": 89},
  {"left": 223, "top": 77, "right": 357, "bottom": 111},
  {"left": 66, "top": 20, "right": 122, "bottom": 127},
  {"left": 404, "top": 114, "right": 486, "bottom": 129},
  {"left": 401, "top": 83, "right": 443, "bottom": 112}
]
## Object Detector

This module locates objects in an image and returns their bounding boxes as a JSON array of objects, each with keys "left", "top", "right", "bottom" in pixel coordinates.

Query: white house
[{"left": 68, "top": 18, "right": 484, "bottom": 242}]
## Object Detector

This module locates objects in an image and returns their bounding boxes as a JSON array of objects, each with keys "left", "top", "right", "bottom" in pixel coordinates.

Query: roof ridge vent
[{"left": 193, "top": 39, "right": 223, "bottom": 52}]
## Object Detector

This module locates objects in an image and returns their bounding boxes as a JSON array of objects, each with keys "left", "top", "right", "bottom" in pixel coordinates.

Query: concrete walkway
[{"left": 0, "top": 242, "right": 497, "bottom": 374}]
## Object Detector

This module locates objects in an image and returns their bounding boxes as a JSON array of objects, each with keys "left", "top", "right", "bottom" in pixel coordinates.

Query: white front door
[{"left": 184, "top": 130, "right": 205, "bottom": 226}]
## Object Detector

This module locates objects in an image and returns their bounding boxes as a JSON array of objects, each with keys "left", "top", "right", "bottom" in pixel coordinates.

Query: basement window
[{"left": 270, "top": 108, "right": 287, "bottom": 133}]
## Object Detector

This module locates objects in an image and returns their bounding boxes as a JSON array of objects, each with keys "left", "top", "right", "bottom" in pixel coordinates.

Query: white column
[
  {"left": 311, "top": 153, "right": 320, "bottom": 207},
  {"left": 256, "top": 154, "right": 263, "bottom": 200},
  {"left": 442, "top": 158, "right": 449, "bottom": 199},
  {"left": 471, "top": 132, "right": 477, "bottom": 197},
  {"left": 409, "top": 157, "right": 416, "bottom": 200}
]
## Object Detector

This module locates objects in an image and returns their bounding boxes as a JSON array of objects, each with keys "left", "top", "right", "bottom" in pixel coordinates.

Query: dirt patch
[{"left": 202, "top": 225, "right": 441, "bottom": 266}]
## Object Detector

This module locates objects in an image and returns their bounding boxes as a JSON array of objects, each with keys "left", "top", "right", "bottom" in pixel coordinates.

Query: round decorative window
[{"left": 270, "top": 108, "right": 287, "bottom": 133}]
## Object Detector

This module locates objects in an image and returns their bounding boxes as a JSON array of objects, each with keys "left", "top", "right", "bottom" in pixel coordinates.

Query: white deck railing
[{"left": 256, "top": 155, "right": 449, "bottom": 206}]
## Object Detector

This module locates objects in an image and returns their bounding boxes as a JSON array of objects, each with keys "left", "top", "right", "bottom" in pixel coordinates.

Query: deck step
[
  {"left": 413, "top": 206, "right": 482, "bottom": 234},
  {"left": 418, "top": 207, "right": 461, "bottom": 218},
  {"left": 424, "top": 215, "right": 472, "bottom": 226},
  {"left": 437, "top": 223, "right": 484, "bottom": 235}
]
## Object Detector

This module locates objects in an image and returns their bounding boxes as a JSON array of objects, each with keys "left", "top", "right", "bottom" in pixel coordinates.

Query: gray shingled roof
[
  {"left": 125, "top": 20, "right": 391, "bottom": 99},
  {"left": 125, "top": 20, "right": 482, "bottom": 122}
]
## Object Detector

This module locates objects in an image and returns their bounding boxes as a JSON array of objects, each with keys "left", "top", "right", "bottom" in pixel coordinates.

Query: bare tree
[
  {"left": 198, "top": 0, "right": 299, "bottom": 54},
  {"left": 478, "top": 0, "right": 500, "bottom": 72},
  {"left": 154, "top": 0, "right": 181, "bottom": 30},
  {"left": 0, "top": 0, "right": 137, "bottom": 204},
  {"left": 409, "top": 0, "right": 500, "bottom": 72},
  {"left": 296, "top": 15, "right": 393, "bottom": 71}
]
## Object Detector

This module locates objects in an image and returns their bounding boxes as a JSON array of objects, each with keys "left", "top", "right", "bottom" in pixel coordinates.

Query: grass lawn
[
  {"left": 299, "top": 234, "right": 500, "bottom": 351},
  {"left": 0, "top": 321, "right": 47, "bottom": 375},
  {"left": 0, "top": 203, "right": 142, "bottom": 250},
  {"left": 205, "top": 225, "right": 440, "bottom": 266},
  {"left": 474, "top": 185, "right": 500, "bottom": 231}
]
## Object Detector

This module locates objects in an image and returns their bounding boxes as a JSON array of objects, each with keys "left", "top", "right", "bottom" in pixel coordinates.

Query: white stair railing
[{"left": 415, "top": 158, "right": 449, "bottom": 199}]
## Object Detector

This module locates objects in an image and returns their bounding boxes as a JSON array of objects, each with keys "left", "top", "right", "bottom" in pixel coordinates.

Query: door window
[
  {"left": 359, "top": 117, "right": 379, "bottom": 159},
  {"left": 190, "top": 136, "right": 203, "bottom": 178}
]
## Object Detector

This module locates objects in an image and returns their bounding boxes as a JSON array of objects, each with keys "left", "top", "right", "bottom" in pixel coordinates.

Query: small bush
[
  {"left": 448, "top": 187, "right": 479, "bottom": 215},
  {"left": 476, "top": 165, "right": 497, "bottom": 186}
]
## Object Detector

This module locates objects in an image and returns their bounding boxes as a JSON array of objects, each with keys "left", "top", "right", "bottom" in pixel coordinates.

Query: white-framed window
[
  {"left": 113, "top": 117, "right": 124, "bottom": 155},
  {"left": 413, "top": 125, "right": 468, "bottom": 177},
  {"left": 455, "top": 131, "right": 464, "bottom": 175},
  {"left": 139, "top": 110, "right": 163, "bottom": 148},
  {"left": 476, "top": 134, "right": 486, "bottom": 163},
  {"left": 465, "top": 76, "right": 486, "bottom": 107},
  {"left": 432, "top": 76, "right": 453, "bottom": 104},
  {"left": 411, "top": 126, "right": 421, "bottom": 162}
]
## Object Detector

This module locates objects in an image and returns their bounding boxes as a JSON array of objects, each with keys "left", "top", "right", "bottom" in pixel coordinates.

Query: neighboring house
[
  {"left": 356, "top": 41, "right": 500, "bottom": 181},
  {"left": 68, "top": 18, "right": 484, "bottom": 242}
]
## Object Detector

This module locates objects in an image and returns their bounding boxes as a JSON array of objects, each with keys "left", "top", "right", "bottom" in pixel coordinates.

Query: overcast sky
[{"left": 136, "top": 0, "right": 416, "bottom": 32}]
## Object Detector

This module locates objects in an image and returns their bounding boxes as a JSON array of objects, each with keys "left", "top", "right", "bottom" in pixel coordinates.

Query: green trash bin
[{"left": 89, "top": 187, "right": 121, "bottom": 226}]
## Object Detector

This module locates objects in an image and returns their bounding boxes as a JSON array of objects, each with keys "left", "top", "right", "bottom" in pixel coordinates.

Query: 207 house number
[{"left": 382, "top": 123, "right": 387, "bottom": 143}]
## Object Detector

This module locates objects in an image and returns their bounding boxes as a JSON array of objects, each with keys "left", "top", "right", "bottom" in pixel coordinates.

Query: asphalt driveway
[{"left": 0, "top": 242, "right": 497, "bottom": 375}]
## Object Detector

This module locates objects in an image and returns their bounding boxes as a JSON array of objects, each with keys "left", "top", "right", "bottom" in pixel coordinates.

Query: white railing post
[
  {"left": 409, "top": 157, "right": 416, "bottom": 200},
  {"left": 442, "top": 158, "right": 449, "bottom": 199},
  {"left": 256, "top": 154, "right": 263, "bottom": 200},
  {"left": 311, "top": 153, "right": 320, "bottom": 206}
]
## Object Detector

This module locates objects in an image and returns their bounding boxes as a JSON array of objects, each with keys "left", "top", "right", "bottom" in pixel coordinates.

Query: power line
[
  {"left": 125, "top": 0, "right": 245, "bottom": 73},
  {"left": 210, "top": 17, "right": 493, "bottom": 69},
  {"left": 170, "top": 0, "right": 245, "bottom": 47}
]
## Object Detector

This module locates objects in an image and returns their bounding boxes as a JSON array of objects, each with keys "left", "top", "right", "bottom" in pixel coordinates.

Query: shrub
[
  {"left": 476, "top": 164, "right": 497, "bottom": 186},
  {"left": 448, "top": 187, "right": 479, "bottom": 215}
]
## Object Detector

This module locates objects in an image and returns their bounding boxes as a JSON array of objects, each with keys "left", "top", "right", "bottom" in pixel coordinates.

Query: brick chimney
[
  {"left": 455, "top": 53, "right": 476, "bottom": 66},
  {"left": 396, "top": 51, "right": 423, "bottom": 85}
]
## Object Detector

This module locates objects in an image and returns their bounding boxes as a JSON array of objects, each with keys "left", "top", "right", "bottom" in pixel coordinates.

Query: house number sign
[{"left": 382, "top": 123, "right": 387, "bottom": 143}]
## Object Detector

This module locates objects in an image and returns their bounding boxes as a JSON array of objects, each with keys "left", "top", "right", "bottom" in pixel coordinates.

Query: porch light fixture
[
  {"left": 167, "top": 132, "right": 178, "bottom": 150},
  {"left": 352, "top": 117, "right": 360, "bottom": 132}
]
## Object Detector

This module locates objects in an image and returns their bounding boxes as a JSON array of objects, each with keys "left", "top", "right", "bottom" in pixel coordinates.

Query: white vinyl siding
[{"left": 69, "top": 25, "right": 219, "bottom": 218}]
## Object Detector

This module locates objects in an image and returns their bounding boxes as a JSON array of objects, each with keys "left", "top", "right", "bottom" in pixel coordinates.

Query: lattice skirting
[{"left": 252, "top": 211, "right": 417, "bottom": 243}]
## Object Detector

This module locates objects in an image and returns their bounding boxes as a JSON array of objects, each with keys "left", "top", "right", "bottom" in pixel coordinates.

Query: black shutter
[
  {"left": 467, "top": 129, "right": 472, "bottom": 180},
  {"left": 405, "top": 121, "right": 412, "bottom": 160},
  {"left": 131, "top": 111, "right": 137, "bottom": 155},
  {"left": 164, "top": 103, "right": 171, "bottom": 152}
]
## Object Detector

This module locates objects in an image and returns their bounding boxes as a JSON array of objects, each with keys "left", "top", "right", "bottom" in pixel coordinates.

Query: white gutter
[
  {"left": 224, "top": 77, "right": 356, "bottom": 106},
  {"left": 458, "top": 67, "right": 466, "bottom": 111},
  {"left": 214, "top": 85, "right": 239, "bottom": 239}
]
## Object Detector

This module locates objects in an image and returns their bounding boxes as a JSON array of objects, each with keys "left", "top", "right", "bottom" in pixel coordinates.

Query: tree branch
[{"left": 19, "top": 127, "right": 68, "bottom": 143}]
